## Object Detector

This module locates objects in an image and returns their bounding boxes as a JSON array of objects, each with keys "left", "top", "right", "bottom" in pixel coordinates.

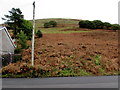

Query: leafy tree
[
  {"left": 44, "top": 21, "right": 57, "bottom": 28},
  {"left": 20, "top": 19, "right": 32, "bottom": 40},
  {"left": 36, "top": 30, "right": 43, "bottom": 38},
  {"left": 17, "top": 31, "right": 28, "bottom": 49},
  {"left": 49, "top": 21, "right": 57, "bottom": 27},
  {"left": 79, "top": 20, "right": 96, "bottom": 29},
  {"left": 79, "top": 20, "right": 87, "bottom": 28},
  {"left": 93, "top": 20, "right": 103, "bottom": 29},
  {"left": 85, "top": 20, "right": 96, "bottom": 29},
  {"left": 111, "top": 24, "right": 120, "bottom": 30},
  {"left": 103, "top": 22, "right": 112, "bottom": 30},
  {"left": 2, "top": 8, "right": 24, "bottom": 37}
]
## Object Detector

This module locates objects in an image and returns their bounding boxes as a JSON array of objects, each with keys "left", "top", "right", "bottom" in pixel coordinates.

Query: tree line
[{"left": 79, "top": 20, "right": 120, "bottom": 30}]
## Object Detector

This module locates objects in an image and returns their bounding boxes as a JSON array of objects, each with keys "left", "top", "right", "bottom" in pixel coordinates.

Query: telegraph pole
[{"left": 32, "top": 1, "right": 35, "bottom": 66}]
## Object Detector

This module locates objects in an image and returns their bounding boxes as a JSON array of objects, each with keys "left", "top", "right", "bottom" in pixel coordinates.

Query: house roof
[{"left": 0, "top": 26, "right": 16, "bottom": 48}]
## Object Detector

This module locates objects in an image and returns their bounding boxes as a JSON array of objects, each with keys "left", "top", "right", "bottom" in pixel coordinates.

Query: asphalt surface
[{"left": 2, "top": 76, "right": 119, "bottom": 88}]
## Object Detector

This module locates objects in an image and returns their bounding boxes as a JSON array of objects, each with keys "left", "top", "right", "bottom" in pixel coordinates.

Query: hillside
[
  {"left": 2, "top": 18, "right": 119, "bottom": 78},
  {"left": 32, "top": 18, "right": 86, "bottom": 34}
]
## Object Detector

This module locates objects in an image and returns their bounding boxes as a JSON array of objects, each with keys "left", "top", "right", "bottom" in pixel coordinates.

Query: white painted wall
[
  {"left": 0, "top": 30, "right": 2, "bottom": 57},
  {"left": 0, "top": 27, "right": 15, "bottom": 55},
  {"left": 2, "top": 28, "right": 15, "bottom": 54}
]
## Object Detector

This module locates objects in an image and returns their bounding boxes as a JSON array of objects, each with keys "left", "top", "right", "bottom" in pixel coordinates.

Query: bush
[
  {"left": 12, "top": 54, "right": 22, "bottom": 63},
  {"left": 93, "top": 20, "right": 103, "bottom": 29},
  {"left": 103, "top": 22, "right": 112, "bottom": 30},
  {"left": 36, "top": 30, "right": 43, "bottom": 38},
  {"left": 111, "top": 24, "right": 120, "bottom": 30},
  {"left": 79, "top": 20, "right": 87, "bottom": 28},
  {"left": 14, "top": 48, "right": 22, "bottom": 54},
  {"left": 2, "top": 54, "right": 22, "bottom": 66},
  {"left": 49, "top": 21, "right": 57, "bottom": 27},
  {"left": 79, "top": 20, "right": 96, "bottom": 29},
  {"left": 44, "top": 21, "right": 57, "bottom": 28},
  {"left": 44, "top": 22, "right": 51, "bottom": 28},
  {"left": 2, "top": 54, "right": 10, "bottom": 66}
]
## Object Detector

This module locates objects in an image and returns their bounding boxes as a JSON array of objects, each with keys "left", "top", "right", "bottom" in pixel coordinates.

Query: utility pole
[{"left": 32, "top": 1, "right": 35, "bottom": 66}]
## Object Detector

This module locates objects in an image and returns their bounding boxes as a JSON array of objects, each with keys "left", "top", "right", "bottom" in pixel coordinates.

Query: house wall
[
  {"left": 2, "top": 28, "right": 14, "bottom": 54},
  {"left": 0, "top": 30, "right": 2, "bottom": 56}
]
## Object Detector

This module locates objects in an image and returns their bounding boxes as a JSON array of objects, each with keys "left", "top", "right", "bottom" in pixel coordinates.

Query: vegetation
[
  {"left": 17, "top": 31, "right": 28, "bottom": 49},
  {"left": 103, "top": 22, "right": 112, "bottom": 29},
  {"left": 111, "top": 24, "right": 120, "bottom": 30},
  {"left": 20, "top": 19, "right": 32, "bottom": 40},
  {"left": 2, "top": 8, "right": 32, "bottom": 39},
  {"left": 36, "top": 30, "right": 43, "bottom": 38},
  {"left": 1, "top": 16, "right": 119, "bottom": 77},
  {"left": 2, "top": 8, "right": 24, "bottom": 37},
  {"left": 79, "top": 20, "right": 120, "bottom": 30},
  {"left": 93, "top": 20, "right": 103, "bottom": 29},
  {"left": 79, "top": 20, "right": 96, "bottom": 29},
  {"left": 49, "top": 21, "right": 57, "bottom": 27},
  {"left": 44, "top": 21, "right": 57, "bottom": 28}
]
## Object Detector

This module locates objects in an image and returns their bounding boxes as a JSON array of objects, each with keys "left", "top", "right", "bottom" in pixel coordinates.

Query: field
[{"left": 2, "top": 18, "right": 119, "bottom": 77}]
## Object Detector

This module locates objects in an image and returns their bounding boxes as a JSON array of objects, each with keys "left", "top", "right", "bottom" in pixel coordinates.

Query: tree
[
  {"left": 20, "top": 19, "right": 32, "bottom": 40},
  {"left": 79, "top": 20, "right": 96, "bottom": 29},
  {"left": 49, "top": 21, "right": 57, "bottom": 27},
  {"left": 2, "top": 8, "right": 24, "bottom": 37},
  {"left": 111, "top": 24, "right": 120, "bottom": 30},
  {"left": 103, "top": 22, "right": 112, "bottom": 30},
  {"left": 44, "top": 21, "right": 57, "bottom": 28},
  {"left": 93, "top": 20, "right": 103, "bottom": 29},
  {"left": 17, "top": 31, "right": 28, "bottom": 49}
]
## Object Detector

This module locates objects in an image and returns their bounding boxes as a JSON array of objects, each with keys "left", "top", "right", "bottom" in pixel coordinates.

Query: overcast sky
[{"left": 0, "top": 0, "right": 119, "bottom": 24}]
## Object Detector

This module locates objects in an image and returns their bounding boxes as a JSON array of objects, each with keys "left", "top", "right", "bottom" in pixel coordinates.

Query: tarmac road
[{"left": 2, "top": 76, "right": 119, "bottom": 88}]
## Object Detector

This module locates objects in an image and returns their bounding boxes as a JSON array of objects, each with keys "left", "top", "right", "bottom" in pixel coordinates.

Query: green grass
[
  {"left": 34, "top": 18, "right": 80, "bottom": 28},
  {"left": 31, "top": 18, "right": 89, "bottom": 34},
  {"left": 41, "top": 29, "right": 89, "bottom": 34}
]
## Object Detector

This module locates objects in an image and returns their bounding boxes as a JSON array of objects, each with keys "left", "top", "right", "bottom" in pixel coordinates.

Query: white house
[{"left": 0, "top": 26, "right": 16, "bottom": 55}]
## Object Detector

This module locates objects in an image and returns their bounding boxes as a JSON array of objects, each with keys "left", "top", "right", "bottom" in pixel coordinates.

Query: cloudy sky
[{"left": 0, "top": 0, "right": 119, "bottom": 24}]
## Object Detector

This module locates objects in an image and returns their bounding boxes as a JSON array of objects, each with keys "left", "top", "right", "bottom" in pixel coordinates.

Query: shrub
[
  {"left": 44, "top": 22, "right": 51, "bottom": 28},
  {"left": 79, "top": 20, "right": 87, "bottom": 28},
  {"left": 49, "top": 21, "right": 57, "bottom": 27},
  {"left": 12, "top": 54, "right": 22, "bottom": 63},
  {"left": 44, "top": 21, "right": 57, "bottom": 28},
  {"left": 36, "top": 30, "right": 43, "bottom": 38},
  {"left": 2, "top": 54, "right": 10, "bottom": 66},
  {"left": 79, "top": 20, "right": 96, "bottom": 29},
  {"left": 111, "top": 24, "right": 120, "bottom": 30},
  {"left": 103, "top": 22, "right": 112, "bottom": 30},
  {"left": 14, "top": 48, "right": 22, "bottom": 54},
  {"left": 86, "top": 21, "right": 96, "bottom": 29},
  {"left": 93, "top": 20, "right": 104, "bottom": 29}
]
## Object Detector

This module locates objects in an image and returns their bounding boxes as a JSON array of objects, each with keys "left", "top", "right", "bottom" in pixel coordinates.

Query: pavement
[{"left": 2, "top": 76, "right": 119, "bottom": 88}]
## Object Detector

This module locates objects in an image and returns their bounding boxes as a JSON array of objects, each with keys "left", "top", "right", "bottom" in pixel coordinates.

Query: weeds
[
  {"left": 94, "top": 55, "right": 101, "bottom": 65},
  {"left": 79, "top": 69, "right": 92, "bottom": 76}
]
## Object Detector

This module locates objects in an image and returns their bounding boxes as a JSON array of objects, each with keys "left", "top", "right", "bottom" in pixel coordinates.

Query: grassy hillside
[
  {"left": 32, "top": 18, "right": 88, "bottom": 34},
  {"left": 35, "top": 18, "right": 80, "bottom": 28},
  {"left": 2, "top": 18, "right": 119, "bottom": 78}
]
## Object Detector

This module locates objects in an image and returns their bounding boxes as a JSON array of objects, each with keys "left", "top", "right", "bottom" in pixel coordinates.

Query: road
[{"left": 2, "top": 76, "right": 119, "bottom": 88}]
